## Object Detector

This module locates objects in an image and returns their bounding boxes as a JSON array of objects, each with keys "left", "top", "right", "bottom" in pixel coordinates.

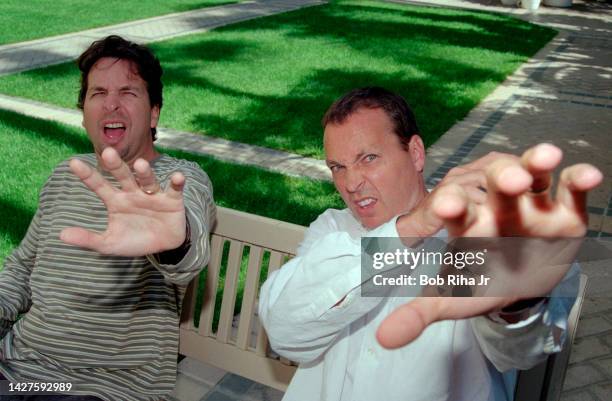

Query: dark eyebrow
[
  {"left": 326, "top": 151, "right": 370, "bottom": 167},
  {"left": 119, "top": 85, "right": 142, "bottom": 92},
  {"left": 88, "top": 86, "right": 106, "bottom": 93}
]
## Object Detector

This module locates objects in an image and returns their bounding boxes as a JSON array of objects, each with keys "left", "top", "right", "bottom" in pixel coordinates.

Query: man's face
[
  {"left": 324, "top": 107, "right": 426, "bottom": 229},
  {"left": 82, "top": 57, "right": 160, "bottom": 165}
]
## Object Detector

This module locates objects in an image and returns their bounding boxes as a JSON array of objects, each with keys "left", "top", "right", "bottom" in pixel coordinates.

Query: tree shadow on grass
[
  {"left": 0, "top": 197, "right": 35, "bottom": 247},
  {"left": 164, "top": 148, "right": 343, "bottom": 227},
  {"left": 165, "top": 60, "right": 505, "bottom": 157},
  {"left": 155, "top": 1, "right": 554, "bottom": 157},
  {"left": 0, "top": 110, "right": 90, "bottom": 260},
  {"left": 0, "top": 109, "right": 90, "bottom": 153},
  {"left": 152, "top": 37, "right": 257, "bottom": 64},
  {"left": 224, "top": 1, "right": 556, "bottom": 58}
]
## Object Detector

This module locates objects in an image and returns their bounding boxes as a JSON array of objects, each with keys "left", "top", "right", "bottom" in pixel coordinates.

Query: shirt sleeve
[
  {"left": 147, "top": 161, "right": 215, "bottom": 286},
  {"left": 259, "top": 213, "right": 398, "bottom": 363},
  {"left": 470, "top": 264, "right": 579, "bottom": 372},
  {"left": 0, "top": 181, "right": 51, "bottom": 338}
]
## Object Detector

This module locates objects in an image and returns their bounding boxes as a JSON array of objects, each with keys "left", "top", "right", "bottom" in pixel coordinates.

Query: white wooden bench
[
  {"left": 178, "top": 206, "right": 586, "bottom": 400},
  {"left": 178, "top": 206, "right": 305, "bottom": 391}
]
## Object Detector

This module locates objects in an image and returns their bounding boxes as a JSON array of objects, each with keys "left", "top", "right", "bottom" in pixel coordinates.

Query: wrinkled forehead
[
  {"left": 87, "top": 57, "right": 145, "bottom": 86},
  {"left": 324, "top": 109, "right": 401, "bottom": 162}
]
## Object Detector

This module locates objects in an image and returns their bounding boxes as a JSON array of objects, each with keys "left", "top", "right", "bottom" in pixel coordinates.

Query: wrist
[
  {"left": 154, "top": 217, "right": 191, "bottom": 264},
  {"left": 489, "top": 297, "right": 548, "bottom": 325}
]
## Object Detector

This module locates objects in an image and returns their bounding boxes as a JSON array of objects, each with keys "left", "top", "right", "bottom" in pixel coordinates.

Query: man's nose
[
  {"left": 345, "top": 168, "right": 365, "bottom": 193},
  {"left": 103, "top": 93, "right": 120, "bottom": 112}
]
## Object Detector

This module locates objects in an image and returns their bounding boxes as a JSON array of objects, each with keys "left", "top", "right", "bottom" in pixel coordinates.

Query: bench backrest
[{"left": 179, "top": 206, "right": 305, "bottom": 391}]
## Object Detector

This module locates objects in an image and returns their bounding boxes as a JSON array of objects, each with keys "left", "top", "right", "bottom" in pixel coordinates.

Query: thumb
[
  {"left": 397, "top": 198, "right": 443, "bottom": 238},
  {"left": 376, "top": 298, "right": 443, "bottom": 349},
  {"left": 60, "top": 227, "right": 106, "bottom": 253}
]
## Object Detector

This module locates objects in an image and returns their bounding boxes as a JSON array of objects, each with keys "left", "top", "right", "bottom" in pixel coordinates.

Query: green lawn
[
  {"left": 0, "top": 0, "right": 556, "bottom": 158},
  {"left": 0, "top": 0, "right": 237, "bottom": 46},
  {"left": 0, "top": 109, "right": 342, "bottom": 264}
]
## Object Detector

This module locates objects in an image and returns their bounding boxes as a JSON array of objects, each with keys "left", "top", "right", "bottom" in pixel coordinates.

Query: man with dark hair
[
  {"left": 259, "top": 87, "right": 601, "bottom": 401},
  {"left": 77, "top": 35, "right": 163, "bottom": 142},
  {"left": 0, "top": 36, "right": 214, "bottom": 401}
]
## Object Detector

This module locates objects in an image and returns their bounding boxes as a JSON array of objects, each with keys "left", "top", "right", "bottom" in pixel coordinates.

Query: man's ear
[
  {"left": 150, "top": 105, "right": 160, "bottom": 129},
  {"left": 409, "top": 135, "right": 425, "bottom": 173}
]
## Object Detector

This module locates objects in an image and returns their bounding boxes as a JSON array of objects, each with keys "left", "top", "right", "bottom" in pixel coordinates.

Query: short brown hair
[
  {"left": 77, "top": 35, "right": 163, "bottom": 141},
  {"left": 322, "top": 87, "right": 419, "bottom": 150}
]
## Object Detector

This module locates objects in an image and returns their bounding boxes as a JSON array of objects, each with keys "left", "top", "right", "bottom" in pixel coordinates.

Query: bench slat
[
  {"left": 217, "top": 239, "right": 245, "bottom": 343},
  {"left": 198, "top": 235, "right": 224, "bottom": 336},
  {"left": 179, "top": 279, "right": 197, "bottom": 331},
  {"left": 256, "top": 251, "right": 286, "bottom": 356},
  {"left": 236, "top": 246, "right": 264, "bottom": 350}
]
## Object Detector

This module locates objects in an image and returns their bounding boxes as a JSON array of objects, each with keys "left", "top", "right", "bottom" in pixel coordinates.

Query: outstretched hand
[
  {"left": 378, "top": 144, "right": 602, "bottom": 349},
  {"left": 60, "top": 147, "right": 187, "bottom": 256},
  {"left": 396, "top": 151, "right": 514, "bottom": 239}
]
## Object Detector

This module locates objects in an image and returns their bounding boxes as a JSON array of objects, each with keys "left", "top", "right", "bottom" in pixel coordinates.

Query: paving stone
[
  {"left": 591, "top": 382, "right": 612, "bottom": 401},
  {"left": 172, "top": 372, "right": 214, "bottom": 401},
  {"left": 560, "top": 389, "right": 598, "bottom": 401},
  {"left": 178, "top": 357, "right": 227, "bottom": 387},
  {"left": 244, "top": 383, "right": 284, "bottom": 401},
  {"left": 576, "top": 316, "right": 612, "bottom": 338},
  {"left": 563, "top": 363, "right": 607, "bottom": 391},
  {"left": 582, "top": 298, "right": 612, "bottom": 316},
  {"left": 216, "top": 373, "right": 255, "bottom": 397},
  {"left": 600, "top": 331, "right": 612, "bottom": 348},
  {"left": 569, "top": 336, "right": 611, "bottom": 364},
  {"left": 201, "top": 390, "right": 236, "bottom": 401},
  {"left": 602, "top": 217, "right": 612, "bottom": 238},
  {"left": 593, "top": 356, "right": 612, "bottom": 380}
]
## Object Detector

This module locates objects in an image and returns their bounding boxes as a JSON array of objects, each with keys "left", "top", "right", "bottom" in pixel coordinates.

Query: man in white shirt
[{"left": 259, "top": 87, "right": 602, "bottom": 401}]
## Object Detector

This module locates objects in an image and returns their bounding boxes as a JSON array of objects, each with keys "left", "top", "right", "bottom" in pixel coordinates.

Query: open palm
[{"left": 60, "top": 147, "right": 187, "bottom": 256}]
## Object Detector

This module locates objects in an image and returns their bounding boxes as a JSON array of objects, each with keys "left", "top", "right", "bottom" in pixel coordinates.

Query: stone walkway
[
  {"left": 0, "top": 0, "right": 324, "bottom": 76},
  {"left": 0, "top": 0, "right": 610, "bottom": 400}
]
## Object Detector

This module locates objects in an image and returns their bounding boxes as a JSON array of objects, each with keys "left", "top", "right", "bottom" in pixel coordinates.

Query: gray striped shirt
[{"left": 0, "top": 153, "right": 215, "bottom": 400}]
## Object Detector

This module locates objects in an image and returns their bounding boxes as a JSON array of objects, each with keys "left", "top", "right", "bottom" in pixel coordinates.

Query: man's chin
[{"left": 352, "top": 210, "right": 384, "bottom": 230}]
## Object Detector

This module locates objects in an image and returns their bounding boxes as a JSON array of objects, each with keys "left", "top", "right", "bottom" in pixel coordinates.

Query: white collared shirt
[{"left": 259, "top": 208, "right": 576, "bottom": 401}]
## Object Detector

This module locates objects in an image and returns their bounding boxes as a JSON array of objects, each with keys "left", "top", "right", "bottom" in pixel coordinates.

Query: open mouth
[
  {"left": 103, "top": 122, "right": 126, "bottom": 143},
  {"left": 354, "top": 197, "right": 377, "bottom": 214},
  {"left": 357, "top": 198, "right": 375, "bottom": 208}
]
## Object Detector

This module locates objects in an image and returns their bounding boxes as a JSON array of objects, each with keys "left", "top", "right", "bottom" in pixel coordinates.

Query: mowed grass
[
  {"left": 0, "top": 0, "right": 237, "bottom": 46},
  {"left": 0, "top": 0, "right": 557, "bottom": 158},
  {"left": 0, "top": 109, "right": 342, "bottom": 264}
]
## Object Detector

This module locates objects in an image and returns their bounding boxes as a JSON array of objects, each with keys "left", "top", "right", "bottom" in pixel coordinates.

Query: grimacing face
[
  {"left": 82, "top": 57, "right": 160, "bottom": 166},
  {"left": 324, "top": 107, "right": 427, "bottom": 229}
]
